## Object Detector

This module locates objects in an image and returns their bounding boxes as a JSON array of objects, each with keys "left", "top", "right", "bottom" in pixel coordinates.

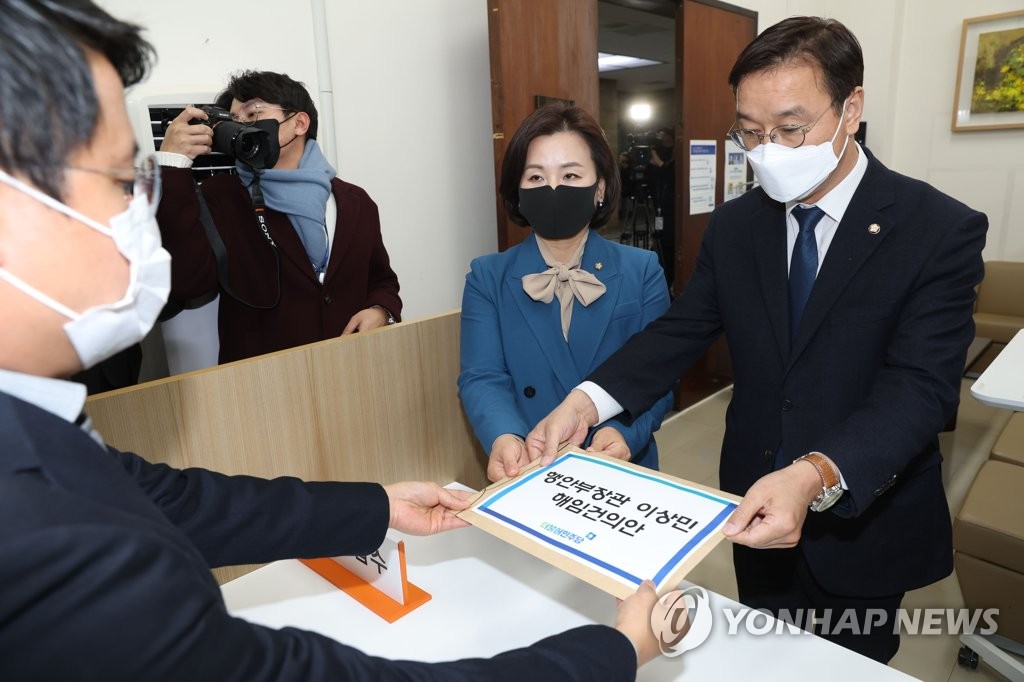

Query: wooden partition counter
[{"left": 85, "top": 311, "right": 488, "bottom": 582}]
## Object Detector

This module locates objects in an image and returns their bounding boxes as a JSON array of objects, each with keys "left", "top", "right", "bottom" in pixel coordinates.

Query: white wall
[
  {"left": 103, "top": 1, "right": 321, "bottom": 104},
  {"left": 890, "top": 0, "right": 1024, "bottom": 262},
  {"left": 99, "top": 0, "right": 496, "bottom": 326},
  {"left": 326, "top": 1, "right": 496, "bottom": 318},
  {"left": 731, "top": 0, "right": 1024, "bottom": 262}
]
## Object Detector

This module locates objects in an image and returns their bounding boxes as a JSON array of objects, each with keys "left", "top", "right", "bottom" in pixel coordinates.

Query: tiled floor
[{"left": 655, "top": 379, "right": 1021, "bottom": 681}]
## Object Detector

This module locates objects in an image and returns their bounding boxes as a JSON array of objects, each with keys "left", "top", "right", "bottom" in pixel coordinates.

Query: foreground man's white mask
[
  {"left": 744, "top": 98, "right": 851, "bottom": 203},
  {"left": 0, "top": 168, "right": 171, "bottom": 370}
]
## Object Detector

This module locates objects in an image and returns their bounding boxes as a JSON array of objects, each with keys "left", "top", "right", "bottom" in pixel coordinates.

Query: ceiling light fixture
[
  {"left": 598, "top": 52, "right": 662, "bottom": 73},
  {"left": 628, "top": 103, "right": 652, "bottom": 123}
]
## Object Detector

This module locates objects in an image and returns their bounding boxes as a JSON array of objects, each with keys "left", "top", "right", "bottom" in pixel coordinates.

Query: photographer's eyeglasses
[
  {"left": 66, "top": 153, "right": 161, "bottom": 216},
  {"left": 233, "top": 101, "right": 292, "bottom": 123},
  {"left": 727, "top": 104, "right": 833, "bottom": 151}
]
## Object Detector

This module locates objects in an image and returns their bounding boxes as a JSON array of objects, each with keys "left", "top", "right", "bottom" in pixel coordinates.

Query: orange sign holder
[{"left": 300, "top": 540, "right": 431, "bottom": 623}]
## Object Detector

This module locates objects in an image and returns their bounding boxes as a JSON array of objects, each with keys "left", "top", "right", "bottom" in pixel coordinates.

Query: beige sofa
[
  {"left": 953, "top": 411, "right": 1024, "bottom": 671},
  {"left": 954, "top": 459, "right": 1024, "bottom": 645},
  {"left": 991, "top": 412, "right": 1024, "bottom": 468},
  {"left": 974, "top": 261, "right": 1024, "bottom": 344}
]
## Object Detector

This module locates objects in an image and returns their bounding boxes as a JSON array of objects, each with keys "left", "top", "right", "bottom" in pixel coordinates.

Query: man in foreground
[{"left": 0, "top": 1, "right": 665, "bottom": 678}]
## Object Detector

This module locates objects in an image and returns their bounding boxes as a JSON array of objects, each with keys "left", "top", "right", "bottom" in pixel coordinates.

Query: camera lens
[
  {"left": 236, "top": 133, "right": 262, "bottom": 161},
  {"left": 209, "top": 119, "right": 279, "bottom": 169}
]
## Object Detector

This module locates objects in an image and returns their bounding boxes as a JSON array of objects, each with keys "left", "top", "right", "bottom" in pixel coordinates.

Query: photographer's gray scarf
[{"left": 237, "top": 140, "right": 337, "bottom": 276}]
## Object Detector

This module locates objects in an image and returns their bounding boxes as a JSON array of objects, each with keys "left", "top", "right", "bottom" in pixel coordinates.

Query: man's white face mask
[
  {"left": 744, "top": 98, "right": 851, "bottom": 203},
  {"left": 0, "top": 163, "right": 171, "bottom": 370}
]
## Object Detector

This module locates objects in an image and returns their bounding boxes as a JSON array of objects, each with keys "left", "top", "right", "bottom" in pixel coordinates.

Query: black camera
[
  {"left": 620, "top": 132, "right": 658, "bottom": 193},
  {"left": 628, "top": 145, "right": 652, "bottom": 167},
  {"left": 188, "top": 105, "right": 280, "bottom": 169},
  {"left": 625, "top": 131, "right": 657, "bottom": 167}
]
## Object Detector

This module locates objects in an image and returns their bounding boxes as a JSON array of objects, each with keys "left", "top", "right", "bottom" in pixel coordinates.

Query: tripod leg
[{"left": 621, "top": 194, "right": 636, "bottom": 243}]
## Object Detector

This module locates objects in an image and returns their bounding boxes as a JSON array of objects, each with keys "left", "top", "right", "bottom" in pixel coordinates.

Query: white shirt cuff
[
  {"left": 155, "top": 151, "right": 193, "bottom": 169},
  {"left": 576, "top": 381, "right": 624, "bottom": 424}
]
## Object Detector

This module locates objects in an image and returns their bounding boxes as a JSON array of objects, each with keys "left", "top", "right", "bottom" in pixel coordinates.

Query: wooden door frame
[
  {"left": 673, "top": 0, "right": 756, "bottom": 408},
  {"left": 487, "top": 0, "right": 600, "bottom": 252}
]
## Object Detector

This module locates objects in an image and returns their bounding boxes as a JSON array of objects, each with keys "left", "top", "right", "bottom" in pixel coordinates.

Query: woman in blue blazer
[{"left": 459, "top": 104, "right": 673, "bottom": 481}]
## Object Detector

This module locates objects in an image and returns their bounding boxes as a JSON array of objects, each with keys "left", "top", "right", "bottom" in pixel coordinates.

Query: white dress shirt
[{"left": 0, "top": 369, "right": 103, "bottom": 445}]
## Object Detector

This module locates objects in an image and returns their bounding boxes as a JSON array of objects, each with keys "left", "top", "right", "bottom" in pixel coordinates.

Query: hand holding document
[
  {"left": 458, "top": 447, "right": 741, "bottom": 599},
  {"left": 382, "top": 481, "right": 473, "bottom": 535}
]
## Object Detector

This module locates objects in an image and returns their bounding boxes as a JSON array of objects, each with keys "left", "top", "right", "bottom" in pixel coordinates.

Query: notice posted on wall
[
  {"left": 458, "top": 449, "right": 740, "bottom": 599},
  {"left": 688, "top": 139, "right": 717, "bottom": 215}
]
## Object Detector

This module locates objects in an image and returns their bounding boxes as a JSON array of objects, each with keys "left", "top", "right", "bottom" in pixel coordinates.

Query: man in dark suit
[
  {"left": 0, "top": 1, "right": 664, "bottom": 679},
  {"left": 528, "top": 16, "right": 987, "bottom": 663}
]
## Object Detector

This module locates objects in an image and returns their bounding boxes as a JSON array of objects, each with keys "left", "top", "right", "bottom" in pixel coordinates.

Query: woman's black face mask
[{"left": 518, "top": 182, "right": 598, "bottom": 240}]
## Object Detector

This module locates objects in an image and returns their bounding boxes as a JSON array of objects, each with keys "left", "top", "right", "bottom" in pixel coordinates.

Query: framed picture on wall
[{"left": 952, "top": 10, "right": 1024, "bottom": 131}]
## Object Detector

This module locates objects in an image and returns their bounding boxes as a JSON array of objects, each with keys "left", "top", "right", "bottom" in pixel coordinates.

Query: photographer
[{"left": 157, "top": 71, "right": 402, "bottom": 364}]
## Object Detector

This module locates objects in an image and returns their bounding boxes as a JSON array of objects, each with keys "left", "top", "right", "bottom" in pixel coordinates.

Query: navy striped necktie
[{"left": 789, "top": 205, "right": 825, "bottom": 343}]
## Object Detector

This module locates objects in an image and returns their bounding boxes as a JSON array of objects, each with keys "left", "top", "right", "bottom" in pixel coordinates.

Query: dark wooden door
[
  {"left": 673, "top": 0, "right": 756, "bottom": 407},
  {"left": 487, "top": 0, "right": 599, "bottom": 251}
]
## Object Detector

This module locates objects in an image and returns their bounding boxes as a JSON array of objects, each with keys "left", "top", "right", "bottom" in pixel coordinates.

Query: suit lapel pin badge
[
  {"left": 595, "top": 262, "right": 603, "bottom": 270},
  {"left": 868, "top": 223, "right": 881, "bottom": 235}
]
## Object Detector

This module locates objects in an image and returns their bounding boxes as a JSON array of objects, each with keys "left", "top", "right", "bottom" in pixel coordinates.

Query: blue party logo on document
[{"left": 539, "top": 521, "right": 592, "bottom": 545}]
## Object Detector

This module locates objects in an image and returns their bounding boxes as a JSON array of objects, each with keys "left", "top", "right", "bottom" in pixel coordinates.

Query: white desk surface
[
  {"left": 222, "top": 523, "right": 916, "bottom": 680},
  {"left": 972, "top": 329, "right": 1024, "bottom": 410}
]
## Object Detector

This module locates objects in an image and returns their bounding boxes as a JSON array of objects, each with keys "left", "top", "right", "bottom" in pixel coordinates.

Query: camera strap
[
  {"left": 194, "top": 177, "right": 281, "bottom": 310},
  {"left": 248, "top": 171, "right": 277, "bottom": 249}
]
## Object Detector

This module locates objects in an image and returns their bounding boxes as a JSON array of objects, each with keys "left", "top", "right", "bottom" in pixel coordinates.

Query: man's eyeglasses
[
  {"left": 727, "top": 105, "right": 834, "bottom": 151},
  {"left": 66, "top": 153, "right": 161, "bottom": 215},
  {"left": 232, "top": 101, "right": 292, "bottom": 123}
]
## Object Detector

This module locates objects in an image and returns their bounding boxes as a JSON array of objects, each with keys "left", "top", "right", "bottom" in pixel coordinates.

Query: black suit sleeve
[
  {"left": 115, "top": 448, "right": 390, "bottom": 567},
  {"left": 817, "top": 207, "right": 987, "bottom": 515},
  {"left": 590, "top": 215, "right": 725, "bottom": 419},
  {"left": 0, "top": 472, "right": 636, "bottom": 682}
]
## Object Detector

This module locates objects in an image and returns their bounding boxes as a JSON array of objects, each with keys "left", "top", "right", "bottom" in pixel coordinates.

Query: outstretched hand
[
  {"left": 722, "top": 462, "right": 821, "bottom": 548},
  {"left": 525, "top": 389, "right": 599, "bottom": 465},
  {"left": 382, "top": 481, "right": 473, "bottom": 536},
  {"left": 586, "top": 426, "right": 631, "bottom": 462},
  {"left": 615, "top": 580, "right": 688, "bottom": 667},
  {"left": 487, "top": 434, "right": 531, "bottom": 481}
]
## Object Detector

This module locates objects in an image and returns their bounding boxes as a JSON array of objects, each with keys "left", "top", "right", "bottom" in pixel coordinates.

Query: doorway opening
[{"left": 597, "top": 0, "right": 678, "bottom": 292}]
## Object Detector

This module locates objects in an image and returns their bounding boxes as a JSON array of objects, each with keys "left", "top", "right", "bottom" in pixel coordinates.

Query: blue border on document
[{"left": 479, "top": 453, "right": 738, "bottom": 586}]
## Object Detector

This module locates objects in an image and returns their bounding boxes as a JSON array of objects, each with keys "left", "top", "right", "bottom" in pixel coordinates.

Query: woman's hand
[
  {"left": 587, "top": 426, "right": 631, "bottom": 462},
  {"left": 487, "top": 433, "right": 530, "bottom": 481}
]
